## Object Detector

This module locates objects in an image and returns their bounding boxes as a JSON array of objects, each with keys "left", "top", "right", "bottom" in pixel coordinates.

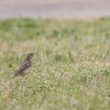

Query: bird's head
[{"left": 26, "top": 53, "right": 34, "bottom": 62}]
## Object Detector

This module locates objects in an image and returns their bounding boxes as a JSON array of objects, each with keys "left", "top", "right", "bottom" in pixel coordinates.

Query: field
[{"left": 0, "top": 18, "right": 110, "bottom": 110}]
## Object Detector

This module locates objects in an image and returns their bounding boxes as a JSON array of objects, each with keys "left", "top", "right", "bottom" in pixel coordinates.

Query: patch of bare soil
[{"left": 0, "top": 0, "right": 110, "bottom": 19}]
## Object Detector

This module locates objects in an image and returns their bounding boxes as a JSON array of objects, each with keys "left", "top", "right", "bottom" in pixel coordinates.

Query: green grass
[{"left": 0, "top": 17, "right": 110, "bottom": 110}]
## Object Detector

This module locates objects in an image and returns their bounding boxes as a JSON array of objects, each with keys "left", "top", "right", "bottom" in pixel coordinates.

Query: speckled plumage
[{"left": 13, "top": 53, "right": 33, "bottom": 78}]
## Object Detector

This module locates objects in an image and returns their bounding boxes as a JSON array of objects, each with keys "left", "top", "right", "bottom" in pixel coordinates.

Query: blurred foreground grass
[{"left": 0, "top": 18, "right": 110, "bottom": 110}]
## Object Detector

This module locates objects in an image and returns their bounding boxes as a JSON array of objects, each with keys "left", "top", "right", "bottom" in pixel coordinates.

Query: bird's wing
[{"left": 14, "top": 62, "right": 31, "bottom": 75}]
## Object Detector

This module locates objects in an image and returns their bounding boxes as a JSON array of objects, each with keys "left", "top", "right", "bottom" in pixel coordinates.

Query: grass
[{"left": 0, "top": 17, "right": 110, "bottom": 110}]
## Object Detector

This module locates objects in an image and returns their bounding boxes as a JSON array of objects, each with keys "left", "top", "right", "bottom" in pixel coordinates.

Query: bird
[{"left": 13, "top": 53, "right": 33, "bottom": 78}]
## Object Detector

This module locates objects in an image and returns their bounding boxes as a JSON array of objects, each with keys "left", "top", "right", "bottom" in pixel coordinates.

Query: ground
[
  {"left": 0, "top": 18, "right": 110, "bottom": 110},
  {"left": 0, "top": 0, "right": 110, "bottom": 19}
]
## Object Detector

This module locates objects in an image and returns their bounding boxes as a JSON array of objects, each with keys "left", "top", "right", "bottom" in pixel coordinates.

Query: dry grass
[{"left": 0, "top": 18, "right": 110, "bottom": 110}]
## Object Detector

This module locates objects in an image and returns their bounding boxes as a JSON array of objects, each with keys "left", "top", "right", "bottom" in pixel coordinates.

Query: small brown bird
[{"left": 13, "top": 53, "right": 33, "bottom": 78}]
